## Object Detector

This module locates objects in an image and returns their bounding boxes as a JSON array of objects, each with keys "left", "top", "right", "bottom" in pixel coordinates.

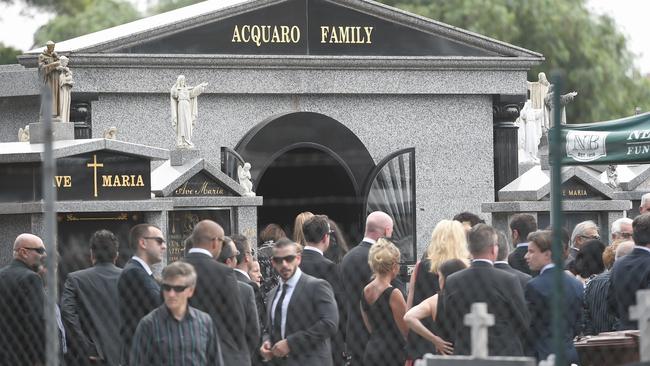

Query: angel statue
[
  {"left": 170, "top": 75, "right": 208, "bottom": 148},
  {"left": 238, "top": 162, "right": 255, "bottom": 197}
]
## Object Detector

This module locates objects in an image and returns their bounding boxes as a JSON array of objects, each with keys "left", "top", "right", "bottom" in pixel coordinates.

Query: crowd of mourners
[{"left": 2, "top": 197, "right": 650, "bottom": 366}]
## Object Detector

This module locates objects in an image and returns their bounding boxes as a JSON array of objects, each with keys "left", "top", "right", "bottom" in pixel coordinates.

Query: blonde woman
[
  {"left": 405, "top": 219, "right": 469, "bottom": 361},
  {"left": 292, "top": 211, "right": 314, "bottom": 246},
  {"left": 361, "top": 238, "right": 407, "bottom": 366}
]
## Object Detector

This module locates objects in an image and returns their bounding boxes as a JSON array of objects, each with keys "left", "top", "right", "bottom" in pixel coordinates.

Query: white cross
[
  {"left": 630, "top": 289, "right": 650, "bottom": 361},
  {"left": 464, "top": 302, "right": 495, "bottom": 358}
]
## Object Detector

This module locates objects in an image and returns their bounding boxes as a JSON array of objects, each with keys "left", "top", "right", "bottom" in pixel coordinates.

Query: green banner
[{"left": 554, "top": 112, "right": 650, "bottom": 165}]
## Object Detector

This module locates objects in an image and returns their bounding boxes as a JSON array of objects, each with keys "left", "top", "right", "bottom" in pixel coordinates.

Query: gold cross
[{"left": 86, "top": 154, "right": 104, "bottom": 198}]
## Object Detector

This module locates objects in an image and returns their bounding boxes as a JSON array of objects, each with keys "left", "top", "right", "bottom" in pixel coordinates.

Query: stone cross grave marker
[
  {"left": 630, "top": 289, "right": 650, "bottom": 361},
  {"left": 464, "top": 302, "right": 494, "bottom": 358}
]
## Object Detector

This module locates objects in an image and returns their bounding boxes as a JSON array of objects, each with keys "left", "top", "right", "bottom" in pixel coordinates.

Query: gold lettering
[
  {"left": 364, "top": 26, "right": 373, "bottom": 44},
  {"left": 262, "top": 25, "right": 271, "bottom": 43},
  {"left": 271, "top": 26, "right": 281, "bottom": 43},
  {"left": 241, "top": 25, "right": 250, "bottom": 43},
  {"left": 329, "top": 28, "right": 339, "bottom": 43},
  {"left": 102, "top": 175, "right": 112, "bottom": 187},
  {"left": 121, "top": 175, "right": 129, "bottom": 186},
  {"left": 54, "top": 176, "right": 72, "bottom": 188},
  {"left": 337, "top": 26, "right": 349, "bottom": 43},
  {"left": 64, "top": 176, "right": 71, "bottom": 187},
  {"left": 321, "top": 26, "right": 329, "bottom": 43},
  {"left": 136, "top": 175, "right": 144, "bottom": 187},
  {"left": 290, "top": 26, "right": 300, "bottom": 43},
  {"left": 113, "top": 176, "right": 122, "bottom": 187},
  {"left": 251, "top": 25, "right": 261, "bottom": 47},
  {"left": 280, "top": 26, "right": 290, "bottom": 43},
  {"left": 232, "top": 25, "right": 241, "bottom": 43}
]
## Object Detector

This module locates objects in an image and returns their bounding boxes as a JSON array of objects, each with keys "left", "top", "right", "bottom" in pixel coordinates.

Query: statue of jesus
[{"left": 170, "top": 75, "right": 208, "bottom": 148}]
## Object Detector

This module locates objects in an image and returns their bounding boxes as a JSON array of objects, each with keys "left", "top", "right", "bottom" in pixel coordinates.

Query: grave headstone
[{"left": 464, "top": 302, "right": 494, "bottom": 358}]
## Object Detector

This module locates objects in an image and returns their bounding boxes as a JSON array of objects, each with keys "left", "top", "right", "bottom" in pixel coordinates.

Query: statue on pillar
[
  {"left": 238, "top": 162, "right": 255, "bottom": 197},
  {"left": 544, "top": 84, "right": 577, "bottom": 128},
  {"left": 38, "top": 40, "right": 61, "bottom": 120},
  {"left": 528, "top": 72, "right": 550, "bottom": 110},
  {"left": 515, "top": 100, "right": 543, "bottom": 163},
  {"left": 170, "top": 75, "right": 208, "bottom": 148},
  {"left": 58, "top": 56, "right": 73, "bottom": 123}
]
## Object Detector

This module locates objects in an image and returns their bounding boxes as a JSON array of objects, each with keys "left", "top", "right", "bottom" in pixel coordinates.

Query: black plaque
[
  {"left": 56, "top": 151, "right": 151, "bottom": 200},
  {"left": 0, "top": 163, "right": 41, "bottom": 202},
  {"left": 172, "top": 171, "right": 237, "bottom": 197},
  {"left": 561, "top": 178, "right": 605, "bottom": 200},
  {"left": 116, "top": 0, "right": 496, "bottom": 57},
  {"left": 167, "top": 209, "right": 234, "bottom": 263}
]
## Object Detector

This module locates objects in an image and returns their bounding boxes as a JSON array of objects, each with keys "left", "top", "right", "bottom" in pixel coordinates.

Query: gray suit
[
  {"left": 61, "top": 262, "right": 122, "bottom": 366},
  {"left": 238, "top": 280, "right": 261, "bottom": 360},
  {"left": 264, "top": 272, "right": 338, "bottom": 366}
]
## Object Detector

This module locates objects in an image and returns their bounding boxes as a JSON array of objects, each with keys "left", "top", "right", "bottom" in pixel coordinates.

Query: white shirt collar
[
  {"left": 304, "top": 246, "right": 323, "bottom": 256},
  {"left": 362, "top": 237, "right": 377, "bottom": 245},
  {"left": 280, "top": 267, "right": 302, "bottom": 287},
  {"left": 234, "top": 268, "right": 251, "bottom": 280},
  {"left": 472, "top": 259, "right": 493, "bottom": 265},
  {"left": 494, "top": 260, "right": 508, "bottom": 265},
  {"left": 188, "top": 247, "right": 213, "bottom": 257},
  {"left": 635, "top": 245, "right": 650, "bottom": 254},
  {"left": 516, "top": 242, "right": 529, "bottom": 248},
  {"left": 131, "top": 255, "right": 152, "bottom": 276},
  {"left": 540, "top": 263, "right": 556, "bottom": 274}
]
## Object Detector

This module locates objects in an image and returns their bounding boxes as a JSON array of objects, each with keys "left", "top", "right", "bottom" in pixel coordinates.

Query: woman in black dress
[{"left": 361, "top": 238, "right": 408, "bottom": 366}]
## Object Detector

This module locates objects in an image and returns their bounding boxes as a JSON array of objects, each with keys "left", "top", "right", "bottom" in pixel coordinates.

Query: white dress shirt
[{"left": 271, "top": 267, "right": 303, "bottom": 338}]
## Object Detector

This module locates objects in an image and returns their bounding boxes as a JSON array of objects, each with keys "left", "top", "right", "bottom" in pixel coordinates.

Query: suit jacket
[
  {"left": 495, "top": 261, "right": 532, "bottom": 292},
  {"left": 61, "top": 262, "right": 122, "bottom": 366},
  {"left": 300, "top": 248, "right": 346, "bottom": 363},
  {"left": 438, "top": 261, "right": 530, "bottom": 357},
  {"left": 238, "top": 280, "right": 261, "bottom": 359},
  {"left": 236, "top": 269, "right": 268, "bottom": 333},
  {"left": 508, "top": 245, "right": 536, "bottom": 276},
  {"left": 608, "top": 247, "right": 650, "bottom": 330},
  {"left": 117, "top": 258, "right": 161, "bottom": 365},
  {"left": 340, "top": 240, "right": 374, "bottom": 361},
  {"left": 526, "top": 267, "right": 583, "bottom": 363},
  {"left": 264, "top": 272, "right": 339, "bottom": 366},
  {"left": 0, "top": 260, "right": 45, "bottom": 365},
  {"left": 183, "top": 252, "right": 249, "bottom": 365}
]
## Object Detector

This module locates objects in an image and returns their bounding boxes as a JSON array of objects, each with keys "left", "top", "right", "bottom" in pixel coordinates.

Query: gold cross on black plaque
[{"left": 86, "top": 154, "right": 104, "bottom": 198}]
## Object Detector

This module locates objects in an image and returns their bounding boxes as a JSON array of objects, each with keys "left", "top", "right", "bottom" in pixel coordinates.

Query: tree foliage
[
  {"left": 378, "top": 0, "right": 650, "bottom": 123},
  {"left": 0, "top": 42, "right": 22, "bottom": 64},
  {"left": 32, "top": 0, "right": 140, "bottom": 48}
]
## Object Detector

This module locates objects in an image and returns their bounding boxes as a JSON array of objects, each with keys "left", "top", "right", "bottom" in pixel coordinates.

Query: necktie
[{"left": 272, "top": 284, "right": 288, "bottom": 343}]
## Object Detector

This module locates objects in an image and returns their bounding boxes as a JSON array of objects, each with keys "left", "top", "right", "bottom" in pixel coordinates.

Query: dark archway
[{"left": 236, "top": 112, "right": 375, "bottom": 245}]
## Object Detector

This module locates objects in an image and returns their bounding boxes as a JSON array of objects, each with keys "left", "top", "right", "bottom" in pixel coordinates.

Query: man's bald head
[
  {"left": 13, "top": 233, "right": 46, "bottom": 271},
  {"left": 364, "top": 211, "right": 393, "bottom": 240},
  {"left": 190, "top": 220, "right": 225, "bottom": 257},
  {"left": 13, "top": 233, "right": 43, "bottom": 251},
  {"left": 615, "top": 240, "right": 635, "bottom": 261}
]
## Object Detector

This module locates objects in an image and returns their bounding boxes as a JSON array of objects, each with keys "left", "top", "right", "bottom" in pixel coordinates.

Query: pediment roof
[{"left": 24, "top": 0, "right": 542, "bottom": 60}]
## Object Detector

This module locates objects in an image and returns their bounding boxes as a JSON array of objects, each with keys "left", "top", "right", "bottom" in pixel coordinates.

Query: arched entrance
[{"left": 236, "top": 112, "right": 376, "bottom": 244}]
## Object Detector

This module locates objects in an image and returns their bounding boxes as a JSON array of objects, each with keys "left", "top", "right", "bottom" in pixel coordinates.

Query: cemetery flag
[{"left": 555, "top": 112, "right": 650, "bottom": 165}]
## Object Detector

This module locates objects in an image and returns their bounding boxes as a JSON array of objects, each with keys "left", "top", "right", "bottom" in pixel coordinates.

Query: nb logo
[{"left": 566, "top": 131, "right": 609, "bottom": 162}]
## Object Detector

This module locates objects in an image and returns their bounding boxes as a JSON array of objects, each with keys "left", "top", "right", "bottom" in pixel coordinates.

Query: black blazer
[
  {"left": 495, "top": 261, "right": 532, "bottom": 291},
  {"left": 117, "top": 258, "right": 161, "bottom": 365},
  {"left": 238, "top": 280, "right": 261, "bottom": 359},
  {"left": 438, "top": 261, "right": 530, "bottom": 357},
  {"left": 0, "top": 260, "right": 45, "bottom": 365},
  {"left": 508, "top": 245, "right": 536, "bottom": 276},
  {"left": 183, "top": 252, "right": 249, "bottom": 365},
  {"left": 264, "top": 272, "right": 339, "bottom": 366},
  {"left": 526, "top": 267, "right": 583, "bottom": 363},
  {"left": 300, "top": 248, "right": 346, "bottom": 363},
  {"left": 609, "top": 247, "right": 650, "bottom": 330},
  {"left": 61, "top": 262, "right": 122, "bottom": 366},
  {"left": 340, "top": 240, "right": 374, "bottom": 360},
  {"left": 235, "top": 269, "right": 268, "bottom": 332}
]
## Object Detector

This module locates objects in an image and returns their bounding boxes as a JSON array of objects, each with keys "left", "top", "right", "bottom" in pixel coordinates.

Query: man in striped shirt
[{"left": 130, "top": 261, "right": 223, "bottom": 365}]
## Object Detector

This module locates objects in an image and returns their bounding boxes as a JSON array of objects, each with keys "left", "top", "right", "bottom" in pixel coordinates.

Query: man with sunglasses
[
  {"left": 117, "top": 224, "right": 166, "bottom": 365},
  {"left": 0, "top": 233, "right": 47, "bottom": 365},
  {"left": 260, "top": 238, "right": 338, "bottom": 366},
  {"left": 183, "top": 220, "right": 249, "bottom": 366},
  {"left": 130, "top": 261, "right": 223, "bottom": 365}
]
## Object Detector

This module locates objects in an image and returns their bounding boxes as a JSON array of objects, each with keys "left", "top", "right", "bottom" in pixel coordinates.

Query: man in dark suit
[
  {"left": 183, "top": 220, "right": 249, "bottom": 365},
  {"left": 609, "top": 213, "right": 650, "bottom": 330},
  {"left": 495, "top": 230, "right": 532, "bottom": 291},
  {"left": 218, "top": 236, "right": 261, "bottom": 361},
  {"left": 340, "top": 211, "right": 393, "bottom": 365},
  {"left": 525, "top": 230, "right": 583, "bottom": 363},
  {"left": 260, "top": 238, "right": 338, "bottom": 366},
  {"left": 232, "top": 233, "right": 267, "bottom": 332},
  {"left": 117, "top": 224, "right": 166, "bottom": 365},
  {"left": 0, "top": 233, "right": 47, "bottom": 365},
  {"left": 507, "top": 213, "right": 538, "bottom": 276},
  {"left": 61, "top": 229, "right": 122, "bottom": 366},
  {"left": 438, "top": 224, "right": 529, "bottom": 357},
  {"left": 300, "top": 214, "right": 345, "bottom": 364}
]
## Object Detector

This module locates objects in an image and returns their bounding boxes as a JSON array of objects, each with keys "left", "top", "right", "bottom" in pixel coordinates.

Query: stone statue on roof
[
  {"left": 238, "top": 162, "right": 255, "bottom": 197},
  {"left": 170, "top": 75, "right": 208, "bottom": 148},
  {"left": 544, "top": 84, "right": 578, "bottom": 128},
  {"left": 58, "top": 56, "right": 73, "bottom": 123},
  {"left": 38, "top": 40, "right": 61, "bottom": 121}
]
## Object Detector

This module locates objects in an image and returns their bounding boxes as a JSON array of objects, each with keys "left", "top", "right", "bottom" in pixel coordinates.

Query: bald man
[
  {"left": 182, "top": 220, "right": 249, "bottom": 366},
  {"left": 0, "top": 234, "right": 47, "bottom": 365},
  {"left": 340, "top": 211, "right": 395, "bottom": 365}
]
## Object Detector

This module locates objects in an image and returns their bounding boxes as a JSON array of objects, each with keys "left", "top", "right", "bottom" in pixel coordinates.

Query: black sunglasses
[
  {"left": 272, "top": 255, "right": 297, "bottom": 264},
  {"left": 24, "top": 247, "right": 46, "bottom": 254},
  {"left": 144, "top": 237, "right": 165, "bottom": 245},
  {"left": 161, "top": 284, "right": 189, "bottom": 293}
]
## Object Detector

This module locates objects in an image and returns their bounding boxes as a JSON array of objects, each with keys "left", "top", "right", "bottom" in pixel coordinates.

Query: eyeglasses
[
  {"left": 618, "top": 232, "right": 633, "bottom": 238},
  {"left": 580, "top": 234, "right": 600, "bottom": 240},
  {"left": 272, "top": 255, "right": 297, "bottom": 264},
  {"left": 144, "top": 237, "right": 165, "bottom": 245},
  {"left": 23, "top": 247, "right": 46, "bottom": 254},
  {"left": 161, "top": 284, "right": 189, "bottom": 292}
]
